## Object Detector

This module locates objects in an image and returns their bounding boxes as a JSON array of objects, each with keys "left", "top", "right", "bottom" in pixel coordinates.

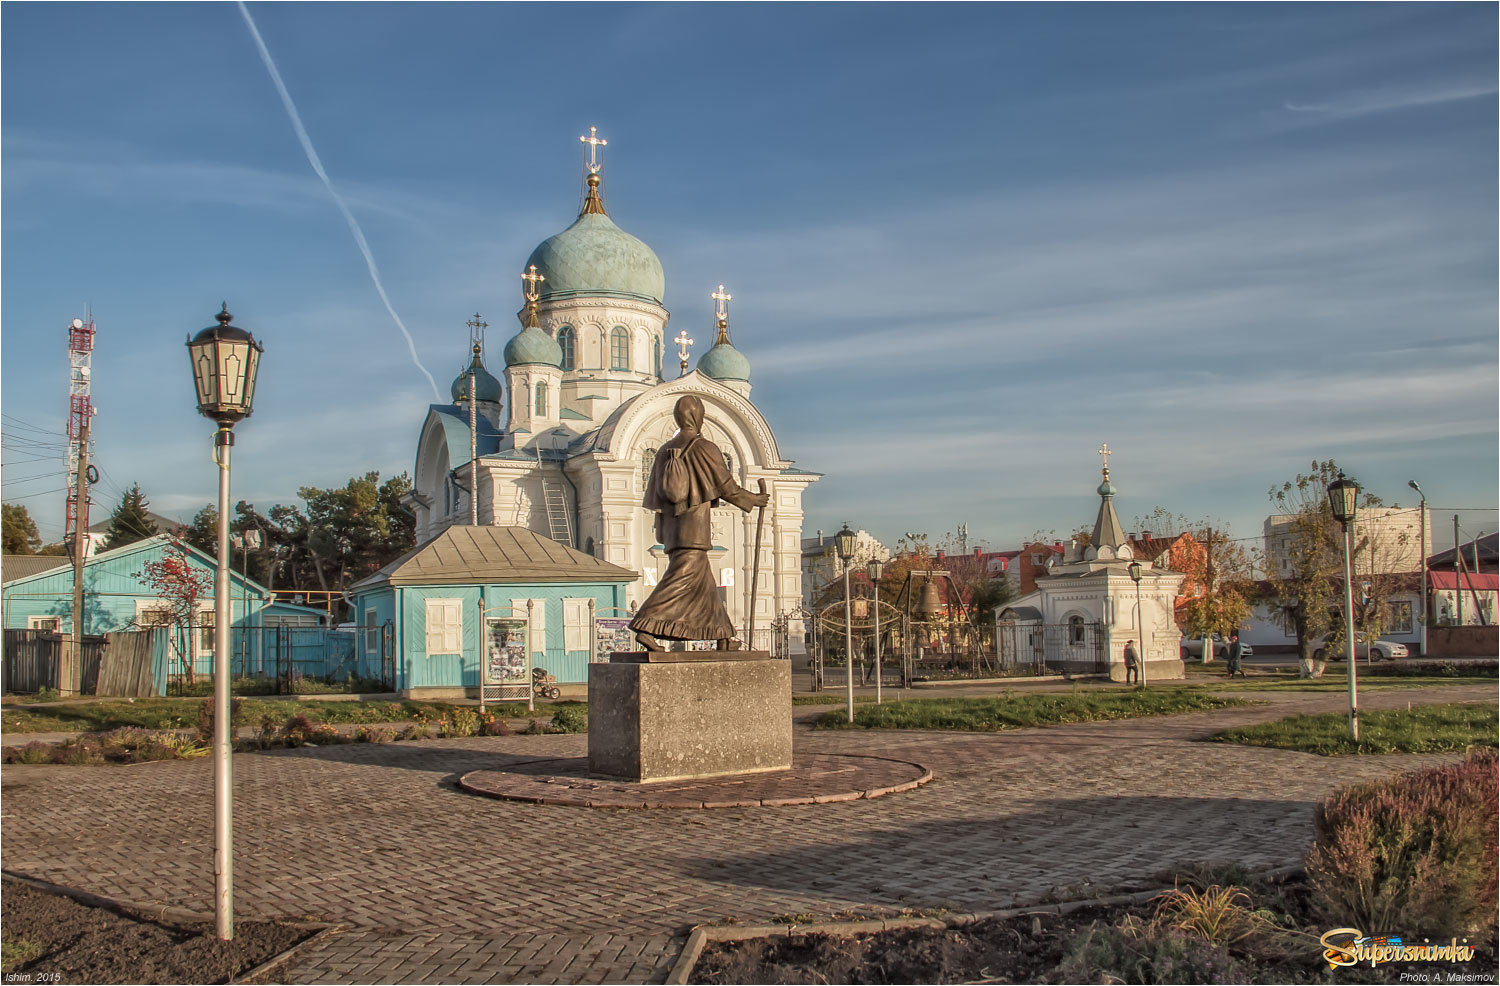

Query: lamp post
[
  {"left": 1327, "top": 470, "right": 1360, "bottom": 741},
  {"left": 1127, "top": 559, "right": 1145, "bottom": 688},
  {"left": 834, "top": 523, "right": 856, "bottom": 723},
  {"left": 186, "top": 304, "right": 262, "bottom": 941},
  {"left": 867, "top": 557, "right": 884, "bottom": 705},
  {"left": 1408, "top": 480, "right": 1427, "bottom": 656}
]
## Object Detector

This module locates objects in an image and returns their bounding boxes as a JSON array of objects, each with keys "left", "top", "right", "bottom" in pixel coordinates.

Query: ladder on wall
[{"left": 536, "top": 447, "right": 574, "bottom": 548}]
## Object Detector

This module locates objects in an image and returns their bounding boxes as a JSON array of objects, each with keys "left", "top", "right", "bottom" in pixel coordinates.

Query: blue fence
[{"left": 167, "top": 624, "right": 393, "bottom": 692}]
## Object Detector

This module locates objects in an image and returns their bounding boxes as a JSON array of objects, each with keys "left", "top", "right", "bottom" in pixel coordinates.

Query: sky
[{"left": 3, "top": 3, "right": 1496, "bottom": 560}]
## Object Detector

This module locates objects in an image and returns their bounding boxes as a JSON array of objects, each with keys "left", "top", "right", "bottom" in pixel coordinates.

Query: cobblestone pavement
[{"left": 1, "top": 685, "right": 1492, "bottom": 984}]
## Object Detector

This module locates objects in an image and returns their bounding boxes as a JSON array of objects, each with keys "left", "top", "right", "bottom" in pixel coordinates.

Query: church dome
[
  {"left": 697, "top": 341, "right": 751, "bottom": 382},
  {"left": 524, "top": 175, "right": 665, "bottom": 306},
  {"left": 503, "top": 325, "right": 563, "bottom": 368},
  {"left": 451, "top": 357, "right": 502, "bottom": 403}
]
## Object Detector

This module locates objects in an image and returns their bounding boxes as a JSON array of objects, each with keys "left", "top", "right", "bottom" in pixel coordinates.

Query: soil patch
[{"left": 1, "top": 879, "right": 316, "bottom": 984}]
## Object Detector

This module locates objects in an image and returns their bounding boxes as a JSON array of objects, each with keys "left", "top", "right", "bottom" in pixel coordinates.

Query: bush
[
  {"left": 355, "top": 725, "right": 396, "bottom": 743},
  {"left": 7, "top": 741, "right": 57, "bottom": 764},
  {"left": 33, "top": 687, "right": 62, "bottom": 703},
  {"left": 1306, "top": 748, "right": 1498, "bottom": 936},
  {"left": 447, "top": 708, "right": 479, "bottom": 737},
  {"left": 478, "top": 713, "right": 511, "bottom": 737},
  {"left": 549, "top": 706, "right": 588, "bottom": 733},
  {"left": 280, "top": 714, "right": 316, "bottom": 747},
  {"left": 401, "top": 722, "right": 433, "bottom": 741},
  {"left": 195, "top": 697, "right": 245, "bottom": 742},
  {"left": 1051, "top": 917, "right": 1250, "bottom": 985}
]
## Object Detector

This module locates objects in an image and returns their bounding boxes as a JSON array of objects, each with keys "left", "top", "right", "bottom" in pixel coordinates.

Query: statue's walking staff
[{"left": 747, "top": 479, "right": 768, "bottom": 650}]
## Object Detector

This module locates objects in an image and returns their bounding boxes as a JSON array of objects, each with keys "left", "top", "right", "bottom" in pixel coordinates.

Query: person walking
[
  {"left": 1226, "top": 631, "right": 1246, "bottom": 678},
  {"left": 1123, "top": 639, "right": 1140, "bottom": 685}
]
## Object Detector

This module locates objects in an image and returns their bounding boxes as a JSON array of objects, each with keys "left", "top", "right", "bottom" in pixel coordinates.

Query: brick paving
[{"left": 0, "top": 684, "right": 1492, "bottom": 984}]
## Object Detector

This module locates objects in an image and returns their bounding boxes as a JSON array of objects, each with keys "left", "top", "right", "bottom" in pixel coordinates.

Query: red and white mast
[{"left": 64, "top": 312, "right": 96, "bottom": 549}]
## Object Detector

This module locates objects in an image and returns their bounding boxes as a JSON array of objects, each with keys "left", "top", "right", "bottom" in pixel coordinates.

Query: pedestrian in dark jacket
[
  {"left": 1226, "top": 632, "right": 1246, "bottom": 678},
  {"left": 1123, "top": 639, "right": 1140, "bottom": 685}
]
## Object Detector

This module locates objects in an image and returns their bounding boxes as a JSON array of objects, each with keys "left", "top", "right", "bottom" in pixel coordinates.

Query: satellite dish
[{"left": 71, "top": 318, "right": 84, "bottom": 329}]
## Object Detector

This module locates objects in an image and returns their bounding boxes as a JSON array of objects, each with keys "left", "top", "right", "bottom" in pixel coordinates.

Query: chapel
[{"left": 406, "top": 130, "right": 819, "bottom": 648}]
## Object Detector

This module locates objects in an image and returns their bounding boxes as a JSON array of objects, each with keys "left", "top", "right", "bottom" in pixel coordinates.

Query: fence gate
[{"left": 996, "top": 621, "right": 1108, "bottom": 676}]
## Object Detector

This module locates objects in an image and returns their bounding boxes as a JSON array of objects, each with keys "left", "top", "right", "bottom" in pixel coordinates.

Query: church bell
[{"left": 917, "top": 578, "right": 944, "bottom": 618}]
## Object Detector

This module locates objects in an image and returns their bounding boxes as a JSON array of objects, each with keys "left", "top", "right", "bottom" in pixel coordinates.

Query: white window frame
[
  {"left": 424, "top": 598, "right": 463, "bottom": 656},
  {"left": 135, "top": 599, "right": 173, "bottom": 629},
  {"left": 195, "top": 603, "right": 215, "bottom": 659},
  {"left": 563, "top": 598, "right": 590, "bottom": 653},
  {"left": 27, "top": 615, "right": 62, "bottom": 633},
  {"left": 365, "top": 607, "right": 380, "bottom": 655}
]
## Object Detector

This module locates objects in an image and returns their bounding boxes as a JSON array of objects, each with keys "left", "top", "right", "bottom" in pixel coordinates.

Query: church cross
[
  {"left": 1098, "top": 443, "right": 1112, "bottom": 471},
  {"left": 673, "top": 329, "right": 694, "bottom": 377},
  {"left": 711, "top": 284, "right": 732, "bottom": 323},
  {"left": 521, "top": 265, "right": 545, "bottom": 303},
  {"left": 466, "top": 312, "right": 488, "bottom": 333},
  {"left": 579, "top": 126, "right": 608, "bottom": 174}
]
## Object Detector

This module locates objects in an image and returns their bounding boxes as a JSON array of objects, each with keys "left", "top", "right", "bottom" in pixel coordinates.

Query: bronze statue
[{"left": 630, "top": 395, "right": 769, "bottom": 651}]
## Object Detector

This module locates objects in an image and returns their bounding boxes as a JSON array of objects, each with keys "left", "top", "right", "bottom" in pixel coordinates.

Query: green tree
[
  {"left": 179, "top": 504, "right": 218, "bottom": 557},
  {"left": 3, "top": 503, "right": 41, "bottom": 554},
  {"left": 1133, "top": 508, "right": 1256, "bottom": 652},
  {"left": 102, "top": 484, "right": 157, "bottom": 550}
]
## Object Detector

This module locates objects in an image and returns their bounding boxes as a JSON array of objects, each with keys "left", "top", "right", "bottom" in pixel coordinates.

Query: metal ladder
[{"left": 536, "top": 447, "right": 574, "bottom": 547}]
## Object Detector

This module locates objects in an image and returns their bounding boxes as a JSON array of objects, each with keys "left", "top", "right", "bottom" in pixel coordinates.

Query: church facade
[{"left": 407, "top": 135, "right": 818, "bottom": 649}]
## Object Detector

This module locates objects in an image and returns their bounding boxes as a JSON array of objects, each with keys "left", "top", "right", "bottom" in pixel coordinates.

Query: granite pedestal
[{"left": 587, "top": 652, "right": 792, "bottom": 783}]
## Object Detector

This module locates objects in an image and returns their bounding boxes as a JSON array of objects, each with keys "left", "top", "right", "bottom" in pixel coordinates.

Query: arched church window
[
  {"left": 1068, "top": 615, "right": 1085, "bottom": 645},
  {"left": 652, "top": 336, "right": 661, "bottom": 377},
  {"left": 534, "top": 381, "right": 548, "bottom": 417},
  {"left": 585, "top": 536, "right": 595, "bottom": 556},
  {"left": 640, "top": 447, "right": 657, "bottom": 490},
  {"left": 610, "top": 327, "right": 630, "bottom": 370},
  {"left": 557, "top": 326, "right": 575, "bottom": 370}
]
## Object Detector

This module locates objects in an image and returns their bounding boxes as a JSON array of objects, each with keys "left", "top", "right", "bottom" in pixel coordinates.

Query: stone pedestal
[{"left": 588, "top": 652, "right": 792, "bottom": 783}]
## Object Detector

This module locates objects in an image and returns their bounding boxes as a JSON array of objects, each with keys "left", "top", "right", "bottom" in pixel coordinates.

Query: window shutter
[{"left": 563, "top": 598, "right": 589, "bottom": 652}]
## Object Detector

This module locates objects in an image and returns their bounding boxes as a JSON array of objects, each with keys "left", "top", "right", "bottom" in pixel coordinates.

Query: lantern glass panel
[
  {"left": 834, "top": 527, "right": 856, "bottom": 562},
  {"left": 243, "top": 344, "right": 261, "bottom": 412}
]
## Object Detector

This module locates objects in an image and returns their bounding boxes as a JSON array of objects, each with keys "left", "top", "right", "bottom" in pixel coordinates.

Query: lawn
[
  {"left": 0, "top": 698, "right": 582, "bottom": 734},
  {"left": 1207, "top": 702, "right": 1498, "bottom": 756},
  {"left": 814, "top": 690, "right": 1248, "bottom": 731}
]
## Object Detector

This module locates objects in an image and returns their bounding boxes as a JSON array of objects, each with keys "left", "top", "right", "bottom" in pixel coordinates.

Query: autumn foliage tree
[{"left": 134, "top": 540, "right": 212, "bottom": 684}]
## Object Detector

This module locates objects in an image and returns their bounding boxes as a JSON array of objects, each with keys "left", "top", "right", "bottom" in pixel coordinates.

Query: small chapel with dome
[{"left": 405, "top": 130, "right": 819, "bottom": 651}]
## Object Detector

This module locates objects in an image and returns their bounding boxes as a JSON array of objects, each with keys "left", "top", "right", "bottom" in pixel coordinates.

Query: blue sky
[{"left": 3, "top": 3, "right": 1495, "bottom": 557}]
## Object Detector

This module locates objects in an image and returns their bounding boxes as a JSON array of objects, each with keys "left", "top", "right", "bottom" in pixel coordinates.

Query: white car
[
  {"left": 1312, "top": 637, "right": 1409, "bottom": 662},
  {"left": 1180, "top": 635, "right": 1253, "bottom": 660}
]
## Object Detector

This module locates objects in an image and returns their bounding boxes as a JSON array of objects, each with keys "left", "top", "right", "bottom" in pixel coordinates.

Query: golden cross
[
  {"left": 520, "top": 264, "right": 546, "bottom": 303},
  {"left": 466, "top": 312, "right": 488, "bottom": 333},
  {"left": 711, "top": 284, "right": 732, "bottom": 323},
  {"left": 673, "top": 329, "right": 694, "bottom": 377},
  {"left": 1098, "top": 443, "right": 1112, "bottom": 470},
  {"left": 579, "top": 126, "right": 607, "bottom": 174}
]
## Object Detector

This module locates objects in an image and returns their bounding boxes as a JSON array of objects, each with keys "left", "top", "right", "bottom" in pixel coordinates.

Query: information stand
[{"left": 481, "top": 614, "right": 532, "bottom": 712}]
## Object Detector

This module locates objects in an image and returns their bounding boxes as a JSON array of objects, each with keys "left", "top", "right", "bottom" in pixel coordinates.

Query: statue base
[{"left": 588, "top": 652, "right": 792, "bottom": 783}]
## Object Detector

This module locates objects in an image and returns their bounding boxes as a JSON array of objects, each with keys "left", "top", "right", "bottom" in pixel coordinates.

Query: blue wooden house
[
  {"left": 2, "top": 534, "right": 326, "bottom": 684},
  {"left": 348, "top": 525, "right": 636, "bottom": 699}
]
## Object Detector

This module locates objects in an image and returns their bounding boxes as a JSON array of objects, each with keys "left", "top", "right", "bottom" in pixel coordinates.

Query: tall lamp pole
[
  {"left": 1408, "top": 480, "right": 1427, "bottom": 656},
  {"left": 835, "top": 523, "right": 856, "bottom": 723},
  {"left": 1328, "top": 471, "right": 1360, "bottom": 741},
  {"left": 867, "top": 557, "right": 884, "bottom": 705},
  {"left": 186, "top": 304, "right": 263, "bottom": 941},
  {"left": 1127, "top": 559, "right": 1145, "bottom": 688}
]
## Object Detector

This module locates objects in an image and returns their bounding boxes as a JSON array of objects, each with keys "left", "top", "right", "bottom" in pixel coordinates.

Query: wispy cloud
[{"left": 1283, "top": 81, "right": 1496, "bottom": 120}]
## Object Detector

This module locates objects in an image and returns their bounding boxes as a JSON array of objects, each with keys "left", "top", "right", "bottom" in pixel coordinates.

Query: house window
[
  {"left": 640, "top": 447, "right": 657, "bottom": 490},
  {"left": 535, "top": 381, "right": 548, "bottom": 417},
  {"left": 1068, "top": 615, "right": 1085, "bottom": 644},
  {"left": 1384, "top": 601, "right": 1413, "bottom": 634},
  {"left": 27, "top": 616, "right": 61, "bottom": 633},
  {"left": 196, "top": 606, "right": 215, "bottom": 658},
  {"left": 365, "top": 607, "right": 380, "bottom": 655},
  {"left": 610, "top": 327, "right": 630, "bottom": 370},
  {"left": 424, "top": 598, "right": 463, "bottom": 656},
  {"left": 557, "top": 326, "right": 575, "bottom": 370}
]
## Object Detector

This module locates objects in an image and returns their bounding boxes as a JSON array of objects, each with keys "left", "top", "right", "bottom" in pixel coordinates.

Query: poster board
[
  {"left": 594, "top": 617, "right": 633, "bottom": 662},
  {"left": 483, "top": 617, "right": 532, "bottom": 701}
]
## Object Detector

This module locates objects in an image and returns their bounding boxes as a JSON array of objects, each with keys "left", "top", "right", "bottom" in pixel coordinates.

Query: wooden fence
[{"left": 2, "top": 629, "right": 162, "bottom": 697}]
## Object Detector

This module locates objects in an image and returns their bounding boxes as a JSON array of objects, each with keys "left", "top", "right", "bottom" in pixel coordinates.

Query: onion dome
[
  {"left": 696, "top": 284, "right": 751, "bottom": 382},
  {"left": 504, "top": 270, "right": 563, "bottom": 368},
  {"left": 451, "top": 345, "right": 502, "bottom": 403},
  {"left": 523, "top": 173, "right": 665, "bottom": 306}
]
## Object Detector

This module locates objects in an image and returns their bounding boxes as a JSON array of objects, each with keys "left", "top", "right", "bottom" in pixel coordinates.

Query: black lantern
[
  {"left": 1326, "top": 470, "right": 1359, "bottom": 529},
  {"left": 834, "top": 522, "right": 856, "bottom": 564},
  {"left": 867, "top": 557, "right": 884, "bottom": 582},
  {"left": 187, "top": 305, "right": 263, "bottom": 426},
  {"left": 1127, "top": 559, "right": 1142, "bottom": 583}
]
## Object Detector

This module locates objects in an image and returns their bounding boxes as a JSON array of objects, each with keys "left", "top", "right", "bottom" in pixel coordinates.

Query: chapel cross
[
  {"left": 1098, "top": 443, "right": 1112, "bottom": 471},
  {"left": 711, "top": 284, "right": 732, "bottom": 324},
  {"left": 579, "top": 126, "right": 608, "bottom": 174},
  {"left": 673, "top": 329, "right": 694, "bottom": 377}
]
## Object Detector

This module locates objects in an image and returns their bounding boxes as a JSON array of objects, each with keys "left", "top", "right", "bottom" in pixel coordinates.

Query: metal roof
[
  {"left": 350, "top": 525, "right": 637, "bottom": 591},
  {"left": 2, "top": 555, "right": 69, "bottom": 585}
]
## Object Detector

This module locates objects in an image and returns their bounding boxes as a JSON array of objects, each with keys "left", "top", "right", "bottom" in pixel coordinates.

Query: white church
[{"left": 406, "top": 131, "right": 819, "bottom": 648}]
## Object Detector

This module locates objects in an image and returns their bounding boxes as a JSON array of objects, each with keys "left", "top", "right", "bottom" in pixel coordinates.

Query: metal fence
[
  {"left": 160, "top": 623, "right": 395, "bottom": 693},
  {"left": 996, "top": 621, "right": 1108, "bottom": 676}
]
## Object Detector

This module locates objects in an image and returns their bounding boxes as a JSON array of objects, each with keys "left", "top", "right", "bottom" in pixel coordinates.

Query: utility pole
[
  {"left": 1454, "top": 515, "right": 1463, "bottom": 625},
  {"left": 63, "top": 417, "right": 91, "bottom": 696}
]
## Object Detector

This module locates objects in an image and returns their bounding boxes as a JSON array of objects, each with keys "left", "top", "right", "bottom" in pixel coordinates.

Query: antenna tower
[{"left": 64, "top": 312, "right": 96, "bottom": 547}]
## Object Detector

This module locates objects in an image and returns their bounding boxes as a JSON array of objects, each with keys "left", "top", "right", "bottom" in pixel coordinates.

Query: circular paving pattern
[{"left": 459, "top": 753, "right": 933, "bottom": 808}]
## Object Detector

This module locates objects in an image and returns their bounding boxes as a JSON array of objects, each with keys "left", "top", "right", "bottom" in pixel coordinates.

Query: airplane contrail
[{"left": 237, "top": 1, "right": 441, "bottom": 401}]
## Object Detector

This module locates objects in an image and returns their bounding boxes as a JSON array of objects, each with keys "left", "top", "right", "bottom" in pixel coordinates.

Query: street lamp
[
  {"left": 1408, "top": 480, "right": 1427, "bottom": 657},
  {"left": 867, "top": 557, "right": 884, "bottom": 705},
  {"left": 186, "top": 303, "right": 262, "bottom": 941},
  {"left": 1127, "top": 559, "right": 1145, "bottom": 688},
  {"left": 834, "top": 523, "right": 856, "bottom": 723},
  {"left": 1327, "top": 470, "right": 1360, "bottom": 741}
]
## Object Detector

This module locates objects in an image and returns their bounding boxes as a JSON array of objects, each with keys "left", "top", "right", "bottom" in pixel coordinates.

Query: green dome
[
  {"left": 451, "top": 357, "right": 502, "bottom": 404},
  {"left": 525, "top": 212, "right": 665, "bottom": 305},
  {"left": 503, "top": 325, "right": 562, "bottom": 368},
  {"left": 1097, "top": 478, "right": 1116, "bottom": 497},
  {"left": 697, "top": 341, "right": 751, "bottom": 382}
]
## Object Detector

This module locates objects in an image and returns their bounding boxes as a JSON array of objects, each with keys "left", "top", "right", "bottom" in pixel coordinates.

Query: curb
[{"left": 664, "top": 864, "right": 1307, "bottom": 985}]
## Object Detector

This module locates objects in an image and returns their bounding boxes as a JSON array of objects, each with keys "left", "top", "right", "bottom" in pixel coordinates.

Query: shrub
[
  {"left": 280, "top": 714, "right": 316, "bottom": 747},
  {"left": 478, "top": 713, "right": 511, "bottom": 737},
  {"left": 522, "top": 718, "right": 548, "bottom": 735},
  {"left": 1051, "top": 917, "right": 1250, "bottom": 985},
  {"left": 448, "top": 708, "right": 479, "bottom": 737},
  {"left": 1306, "top": 747, "right": 1498, "bottom": 936},
  {"left": 549, "top": 706, "right": 588, "bottom": 733},
  {"left": 195, "top": 697, "right": 245, "bottom": 742},
  {"left": 1154, "top": 885, "right": 1259, "bottom": 945},
  {"left": 355, "top": 725, "right": 396, "bottom": 744},
  {"left": 7, "top": 741, "right": 57, "bottom": 764},
  {"left": 55, "top": 738, "right": 106, "bottom": 766},
  {"left": 33, "top": 686, "right": 62, "bottom": 703},
  {"left": 401, "top": 722, "right": 433, "bottom": 741}
]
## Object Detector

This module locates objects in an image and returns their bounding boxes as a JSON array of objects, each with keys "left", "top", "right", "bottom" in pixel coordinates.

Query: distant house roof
[
  {"left": 1428, "top": 532, "right": 1497, "bottom": 572},
  {"left": 1430, "top": 570, "right": 1498, "bottom": 592},
  {"left": 350, "top": 525, "right": 637, "bottom": 591},
  {"left": 2, "top": 533, "right": 271, "bottom": 597},
  {"left": 2, "top": 555, "right": 69, "bottom": 585}
]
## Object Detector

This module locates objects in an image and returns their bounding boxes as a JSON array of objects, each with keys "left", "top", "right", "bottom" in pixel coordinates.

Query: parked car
[
  {"left": 1180, "top": 634, "right": 1253, "bottom": 660},
  {"left": 1311, "top": 635, "right": 1408, "bottom": 662}
]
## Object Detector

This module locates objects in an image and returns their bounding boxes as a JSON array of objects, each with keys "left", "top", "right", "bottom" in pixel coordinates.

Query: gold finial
[
  {"left": 579, "top": 126, "right": 607, "bottom": 175},
  {"left": 519, "top": 266, "right": 545, "bottom": 328},
  {"left": 673, "top": 329, "right": 694, "bottom": 377},
  {"left": 710, "top": 284, "right": 732, "bottom": 344},
  {"left": 1098, "top": 442, "right": 1112, "bottom": 477}
]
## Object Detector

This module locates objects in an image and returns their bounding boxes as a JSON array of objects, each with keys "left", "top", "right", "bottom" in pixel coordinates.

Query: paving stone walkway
[{"left": 0, "top": 684, "right": 1492, "bottom": 984}]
